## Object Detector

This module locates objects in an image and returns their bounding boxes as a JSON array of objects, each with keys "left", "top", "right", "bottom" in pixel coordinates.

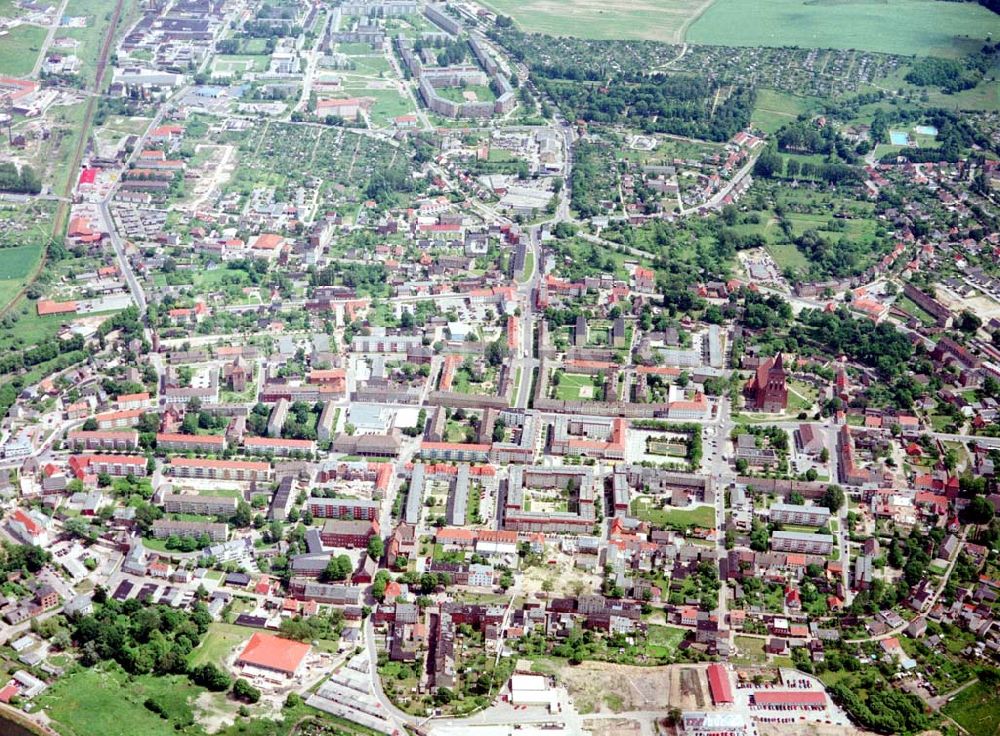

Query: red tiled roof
[
  {"left": 707, "top": 663, "right": 733, "bottom": 704},
  {"left": 237, "top": 632, "right": 310, "bottom": 675},
  {"left": 753, "top": 691, "right": 825, "bottom": 706}
]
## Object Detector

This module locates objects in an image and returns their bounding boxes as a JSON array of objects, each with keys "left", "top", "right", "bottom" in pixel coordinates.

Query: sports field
[
  {"left": 687, "top": 0, "right": 1000, "bottom": 56},
  {"left": 479, "top": 0, "right": 710, "bottom": 42}
]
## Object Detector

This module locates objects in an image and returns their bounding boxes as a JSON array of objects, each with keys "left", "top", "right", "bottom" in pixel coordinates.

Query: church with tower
[{"left": 743, "top": 354, "right": 788, "bottom": 412}]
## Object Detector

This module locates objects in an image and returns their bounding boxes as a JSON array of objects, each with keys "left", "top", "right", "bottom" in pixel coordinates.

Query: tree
[
  {"left": 966, "top": 495, "right": 995, "bottom": 524},
  {"left": 367, "top": 536, "right": 384, "bottom": 561},
  {"left": 821, "top": 484, "right": 845, "bottom": 512},
  {"left": 232, "top": 501, "right": 253, "bottom": 528},
  {"left": 232, "top": 678, "right": 261, "bottom": 703},
  {"left": 322, "top": 554, "right": 353, "bottom": 582},
  {"left": 190, "top": 663, "right": 231, "bottom": 691}
]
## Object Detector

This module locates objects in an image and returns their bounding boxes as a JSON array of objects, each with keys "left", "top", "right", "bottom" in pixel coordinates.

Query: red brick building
[
  {"left": 319, "top": 518, "right": 380, "bottom": 548},
  {"left": 743, "top": 354, "right": 788, "bottom": 412}
]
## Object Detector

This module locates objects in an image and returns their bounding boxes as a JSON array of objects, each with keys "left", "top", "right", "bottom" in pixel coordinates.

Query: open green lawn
[
  {"left": 0, "top": 24, "right": 46, "bottom": 76},
  {"left": 943, "top": 680, "right": 1000, "bottom": 736},
  {"left": 213, "top": 54, "right": 269, "bottom": 74},
  {"left": 0, "top": 243, "right": 43, "bottom": 311},
  {"left": 553, "top": 372, "right": 599, "bottom": 401},
  {"left": 358, "top": 87, "right": 415, "bottom": 127},
  {"left": 631, "top": 500, "right": 715, "bottom": 530},
  {"left": 478, "top": 0, "right": 704, "bottom": 42},
  {"left": 437, "top": 84, "right": 496, "bottom": 104},
  {"left": 38, "top": 666, "right": 201, "bottom": 736},
  {"left": 688, "top": 0, "right": 998, "bottom": 56},
  {"left": 187, "top": 622, "right": 256, "bottom": 669}
]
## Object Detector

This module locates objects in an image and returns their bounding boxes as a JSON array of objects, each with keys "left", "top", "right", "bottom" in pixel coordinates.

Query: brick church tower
[{"left": 744, "top": 353, "right": 788, "bottom": 412}]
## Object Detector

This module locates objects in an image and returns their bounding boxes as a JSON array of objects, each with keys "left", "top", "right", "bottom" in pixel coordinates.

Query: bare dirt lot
[
  {"left": 757, "top": 723, "right": 882, "bottom": 736},
  {"left": 557, "top": 662, "right": 709, "bottom": 714},
  {"left": 583, "top": 718, "right": 642, "bottom": 736}
]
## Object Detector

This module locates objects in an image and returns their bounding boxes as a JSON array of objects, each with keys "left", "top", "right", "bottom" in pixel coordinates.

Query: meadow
[
  {"left": 687, "top": 0, "right": 1000, "bottom": 56},
  {"left": 0, "top": 24, "right": 46, "bottom": 77}
]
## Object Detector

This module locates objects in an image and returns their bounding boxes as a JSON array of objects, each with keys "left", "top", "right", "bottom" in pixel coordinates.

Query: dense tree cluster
[
  {"left": 829, "top": 682, "right": 929, "bottom": 734},
  {"left": 71, "top": 599, "right": 211, "bottom": 676},
  {"left": 0, "top": 162, "right": 42, "bottom": 194},
  {"left": 536, "top": 76, "right": 753, "bottom": 142},
  {"left": 800, "top": 307, "right": 913, "bottom": 378}
]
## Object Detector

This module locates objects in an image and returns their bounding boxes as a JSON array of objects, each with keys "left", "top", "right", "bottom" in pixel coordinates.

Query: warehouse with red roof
[
  {"left": 752, "top": 690, "right": 826, "bottom": 709},
  {"left": 235, "top": 632, "right": 310, "bottom": 678},
  {"left": 707, "top": 663, "right": 733, "bottom": 704}
]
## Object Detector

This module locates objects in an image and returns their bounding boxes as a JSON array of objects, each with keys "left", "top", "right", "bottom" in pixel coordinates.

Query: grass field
[
  {"left": 943, "top": 680, "right": 1000, "bottom": 736},
  {"left": 752, "top": 89, "right": 821, "bottom": 136},
  {"left": 0, "top": 24, "right": 46, "bottom": 76},
  {"left": 38, "top": 666, "right": 201, "bottom": 736},
  {"left": 478, "top": 0, "right": 707, "bottom": 42},
  {"left": 631, "top": 500, "right": 715, "bottom": 530},
  {"left": 188, "top": 622, "right": 257, "bottom": 669},
  {"left": 688, "top": 0, "right": 999, "bottom": 56},
  {"left": 644, "top": 624, "right": 687, "bottom": 657},
  {"left": 553, "top": 372, "right": 598, "bottom": 401},
  {"left": 733, "top": 635, "right": 766, "bottom": 663},
  {"left": 0, "top": 244, "right": 43, "bottom": 310}
]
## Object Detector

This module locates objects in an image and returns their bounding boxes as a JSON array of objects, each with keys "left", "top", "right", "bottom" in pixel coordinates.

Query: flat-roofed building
[
  {"left": 67, "top": 430, "right": 139, "bottom": 451},
  {"left": 156, "top": 433, "right": 227, "bottom": 453},
  {"left": 169, "top": 457, "right": 272, "bottom": 482},
  {"left": 307, "top": 497, "right": 378, "bottom": 520},
  {"left": 152, "top": 519, "right": 228, "bottom": 542},
  {"left": 770, "top": 503, "right": 830, "bottom": 527},
  {"left": 162, "top": 493, "right": 238, "bottom": 516},
  {"left": 771, "top": 531, "right": 834, "bottom": 555}
]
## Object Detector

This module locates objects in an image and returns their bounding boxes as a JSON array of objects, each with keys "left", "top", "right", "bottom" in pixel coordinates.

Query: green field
[
  {"left": 752, "top": 89, "right": 821, "bottom": 135},
  {"left": 0, "top": 244, "right": 43, "bottom": 311},
  {"left": 943, "top": 680, "right": 1000, "bottom": 736},
  {"left": 644, "top": 624, "right": 687, "bottom": 657},
  {"left": 631, "top": 500, "right": 716, "bottom": 530},
  {"left": 478, "top": 0, "right": 705, "bottom": 42},
  {"left": 0, "top": 24, "right": 46, "bottom": 76},
  {"left": 213, "top": 54, "right": 269, "bottom": 74},
  {"left": 553, "top": 372, "right": 599, "bottom": 401},
  {"left": 187, "top": 622, "right": 257, "bottom": 668},
  {"left": 38, "top": 666, "right": 202, "bottom": 736},
  {"left": 688, "top": 0, "right": 1000, "bottom": 56}
]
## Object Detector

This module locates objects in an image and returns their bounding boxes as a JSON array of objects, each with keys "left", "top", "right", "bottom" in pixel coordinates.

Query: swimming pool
[
  {"left": 914, "top": 125, "right": 938, "bottom": 136},
  {"left": 889, "top": 131, "right": 909, "bottom": 145}
]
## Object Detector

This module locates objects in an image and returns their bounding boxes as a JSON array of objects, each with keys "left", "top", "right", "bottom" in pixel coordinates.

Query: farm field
[
  {"left": 687, "top": 0, "right": 999, "bottom": 56},
  {"left": 477, "top": 0, "right": 709, "bottom": 42},
  {"left": 0, "top": 24, "right": 46, "bottom": 77}
]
